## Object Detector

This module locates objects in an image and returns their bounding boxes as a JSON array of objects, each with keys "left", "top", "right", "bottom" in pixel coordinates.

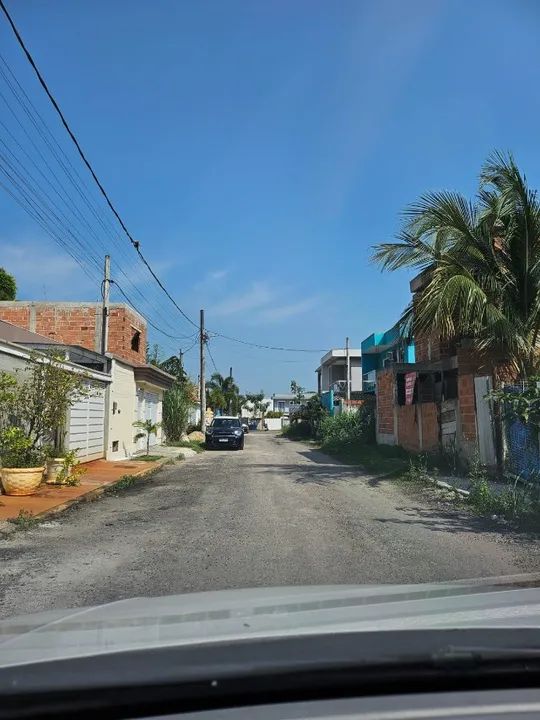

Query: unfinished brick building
[
  {"left": 375, "top": 274, "right": 497, "bottom": 466},
  {"left": 0, "top": 301, "right": 147, "bottom": 365}
]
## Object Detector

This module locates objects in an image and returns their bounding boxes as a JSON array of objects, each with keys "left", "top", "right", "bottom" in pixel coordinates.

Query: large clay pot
[
  {"left": 46, "top": 458, "right": 66, "bottom": 485},
  {"left": 1, "top": 467, "right": 44, "bottom": 496}
]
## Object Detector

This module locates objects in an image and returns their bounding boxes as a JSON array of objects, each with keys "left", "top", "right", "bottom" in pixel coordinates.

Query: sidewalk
[{"left": 0, "top": 457, "right": 167, "bottom": 525}]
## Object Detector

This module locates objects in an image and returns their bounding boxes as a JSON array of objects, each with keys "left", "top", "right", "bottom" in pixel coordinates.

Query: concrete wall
[
  {"left": 107, "top": 359, "right": 137, "bottom": 460},
  {"left": 351, "top": 360, "right": 362, "bottom": 392},
  {"left": 0, "top": 302, "right": 147, "bottom": 365}
]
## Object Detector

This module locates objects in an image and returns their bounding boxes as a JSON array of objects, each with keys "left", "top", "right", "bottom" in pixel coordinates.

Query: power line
[
  {"left": 0, "top": 3, "right": 326, "bottom": 355},
  {"left": 206, "top": 340, "right": 220, "bottom": 375},
  {"left": 0, "top": 0, "right": 198, "bottom": 330},
  {"left": 208, "top": 331, "right": 325, "bottom": 353},
  {"left": 111, "top": 279, "right": 197, "bottom": 341},
  {"left": 0, "top": 53, "right": 189, "bottom": 338}
]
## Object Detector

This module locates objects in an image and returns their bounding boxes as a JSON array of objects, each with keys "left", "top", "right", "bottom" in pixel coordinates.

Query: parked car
[{"left": 205, "top": 416, "right": 244, "bottom": 450}]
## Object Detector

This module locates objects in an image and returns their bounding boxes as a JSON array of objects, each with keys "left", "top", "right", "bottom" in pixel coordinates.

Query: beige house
[{"left": 106, "top": 355, "right": 174, "bottom": 459}]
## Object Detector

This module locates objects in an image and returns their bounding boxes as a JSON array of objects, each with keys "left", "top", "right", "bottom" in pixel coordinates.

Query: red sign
[{"left": 405, "top": 372, "right": 416, "bottom": 405}]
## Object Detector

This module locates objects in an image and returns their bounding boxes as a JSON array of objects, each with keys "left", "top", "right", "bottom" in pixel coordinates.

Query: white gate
[
  {"left": 68, "top": 384, "right": 106, "bottom": 461},
  {"left": 474, "top": 376, "right": 496, "bottom": 466}
]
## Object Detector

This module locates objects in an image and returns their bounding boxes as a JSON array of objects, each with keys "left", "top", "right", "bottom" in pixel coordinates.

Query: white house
[
  {"left": 316, "top": 348, "right": 362, "bottom": 395},
  {"left": 0, "top": 319, "right": 174, "bottom": 462}
]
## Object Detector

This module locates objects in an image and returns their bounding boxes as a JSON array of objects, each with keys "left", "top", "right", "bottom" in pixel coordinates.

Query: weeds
[
  {"left": 403, "top": 454, "right": 435, "bottom": 485},
  {"left": 135, "top": 454, "right": 163, "bottom": 462},
  {"left": 466, "top": 454, "right": 540, "bottom": 522},
  {"left": 8, "top": 509, "right": 40, "bottom": 530}
]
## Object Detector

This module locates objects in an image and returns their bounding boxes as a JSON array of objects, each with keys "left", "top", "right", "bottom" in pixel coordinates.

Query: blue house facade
[{"left": 361, "top": 324, "right": 415, "bottom": 392}]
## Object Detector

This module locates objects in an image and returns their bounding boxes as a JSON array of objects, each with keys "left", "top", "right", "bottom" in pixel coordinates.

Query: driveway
[{"left": 1, "top": 433, "right": 539, "bottom": 618}]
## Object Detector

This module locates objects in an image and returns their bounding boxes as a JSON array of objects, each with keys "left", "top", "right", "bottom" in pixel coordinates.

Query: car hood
[{"left": 1, "top": 574, "right": 540, "bottom": 668}]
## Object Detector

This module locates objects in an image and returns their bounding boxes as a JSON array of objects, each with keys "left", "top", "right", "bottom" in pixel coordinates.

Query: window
[
  {"left": 131, "top": 329, "right": 141, "bottom": 352},
  {"left": 112, "top": 440, "right": 119, "bottom": 452},
  {"left": 212, "top": 418, "right": 241, "bottom": 428}
]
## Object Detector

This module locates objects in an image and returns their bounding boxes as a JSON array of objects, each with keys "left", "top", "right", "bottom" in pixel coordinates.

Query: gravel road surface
[{"left": 1, "top": 433, "right": 538, "bottom": 618}]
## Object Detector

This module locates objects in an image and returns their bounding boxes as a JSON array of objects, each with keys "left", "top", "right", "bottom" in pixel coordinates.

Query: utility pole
[
  {"left": 200, "top": 309, "right": 206, "bottom": 432},
  {"left": 345, "top": 336, "right": 351, "bottom": 402},
  {"left": 101, "top": 254, "right": 110, "bottom": 356},
  {"left": 228, "top": 366, "right": 233, "bottom": 414}
]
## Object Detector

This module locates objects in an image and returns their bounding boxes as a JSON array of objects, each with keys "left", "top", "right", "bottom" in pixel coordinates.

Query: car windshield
[
  {"left": 2, "top": 0, "right": 540, "bottom": 692},
  {"left": 212, "top": 418, "right": 241, "bottom": 428}
]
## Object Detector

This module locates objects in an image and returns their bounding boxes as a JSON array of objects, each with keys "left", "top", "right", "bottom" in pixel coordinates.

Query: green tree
[
  {"left": 133, "top": 419, "right": 161, "bottom": 456},
  {"left": 206, "top": 372, "right": 240, "bottom": 414},
  {"left": 290, "top": 380, "right": 305, "bottom": 404},
  {"left": 371, "top": 151, "right": 540, "bottom": 379},
  {"left": 0, "top": 267, "right": 16, "bottom": 300},
  {"left": 0, "top": 351, "right": 89, "bottom": 453}
]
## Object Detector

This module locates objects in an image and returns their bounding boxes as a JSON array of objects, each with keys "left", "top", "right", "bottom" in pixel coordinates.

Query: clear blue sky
[{"left": 0, "top": 0, "right": 539, "bottom": 393}]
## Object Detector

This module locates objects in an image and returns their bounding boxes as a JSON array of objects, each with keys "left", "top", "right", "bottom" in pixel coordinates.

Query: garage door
[{"left": 68, "top": 383, "right": 106, "bottom": 462}]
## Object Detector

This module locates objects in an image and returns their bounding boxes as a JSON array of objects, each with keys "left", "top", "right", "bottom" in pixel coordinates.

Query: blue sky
[{"left": 0, "top": 0, "right": 539, "bottom": 393}]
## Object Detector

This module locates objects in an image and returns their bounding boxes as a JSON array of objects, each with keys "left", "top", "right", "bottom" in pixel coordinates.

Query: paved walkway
[{"left": 0, "top": 458, "right": 164, "bottom": 523}]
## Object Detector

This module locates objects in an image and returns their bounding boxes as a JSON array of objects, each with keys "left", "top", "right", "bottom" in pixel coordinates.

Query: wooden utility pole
[
  {"left": 200, "top": 309, "right": 206, "bottom": 431},
  {"left": 228, "top": 366, "right": 233, "bottom": 414},
  {"left": 345, "top": 336, "right": 351, "bottom": 402},
  {"left": 101, "top": 254, "right": 110, "bottom": 355}
]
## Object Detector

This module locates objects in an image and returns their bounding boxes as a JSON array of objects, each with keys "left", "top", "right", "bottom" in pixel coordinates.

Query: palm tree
[
  {"left": 371, "top": 151, "right": 540, "bottom": 379},
  {"left": 133, "top": 419, "right": 162, "bottom": 456},
  {"left": 206, "top": 373, "right": 240, "bottom": 414}
]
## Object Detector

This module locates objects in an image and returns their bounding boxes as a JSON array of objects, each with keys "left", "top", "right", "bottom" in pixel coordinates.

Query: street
[{"left": 1, "top": 433, "right": 539, "bottom": 619}]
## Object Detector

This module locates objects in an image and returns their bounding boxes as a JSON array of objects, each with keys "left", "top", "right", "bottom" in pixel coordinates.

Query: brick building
[
  {"left": 0, "top": 301, "right": 147, "bottom": 365},
  {"left": 374, "top": 274, "right": 498, "bottom": 466}
]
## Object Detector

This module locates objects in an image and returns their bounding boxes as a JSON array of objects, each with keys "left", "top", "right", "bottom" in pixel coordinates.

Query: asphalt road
[{"left": 1, "top": 433, "right": 539, "bottom": 618}]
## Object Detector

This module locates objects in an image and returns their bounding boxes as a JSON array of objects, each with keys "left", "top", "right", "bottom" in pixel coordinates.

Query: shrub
[
  {"left": 282, "top": 421, "right": 312, "bottom": 439},
  {"left": 162, "top": 382, "right": 191, "bottom": 443},
  {"left": 265, "top": 410, "right": 283, "bottom": 419},
  {"left": 320, "top": 403, "right": 376, "bottom": 451}
]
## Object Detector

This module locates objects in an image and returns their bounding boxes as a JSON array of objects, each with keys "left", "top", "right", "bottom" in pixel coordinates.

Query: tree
[
  {"left": 244, "top": 391, "right": 267, "bottom": 429},
  {"left": 133, "top": 419, "right": 161, "bottom": 456},
  {"left": 0, "top": 267, "right": 16, "bottom": 300},
  {"left": 206, "top": 372, "right": 240, "bottom": 414},
  {"left": 162, "top": 383, "right": 191, "bottom": 443},
  {"left": 146, "top": 343, "right": 161, "bottom": 366},
  {"left": 0, "top": 351, "right": 89, "bottom": 452},
  {"left": 290, "top": 380, "right": 306, "bottom": 405},
  {"left": 371, "top": 151, "right": 540, "bottom": 379}
]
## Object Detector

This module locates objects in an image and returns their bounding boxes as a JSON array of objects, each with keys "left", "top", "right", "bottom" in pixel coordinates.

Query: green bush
[
  {"left": 320, "top": 403, "right": 375, "bottom": 451},
  {"left": 282, "top": 422, "right": 312, "bottom": 439},
  {"left": 162, "top": 382, "right": 191, "bottom": 443},
  {"left": 265, "top": 410, "right": 283, "bottom": 418}
]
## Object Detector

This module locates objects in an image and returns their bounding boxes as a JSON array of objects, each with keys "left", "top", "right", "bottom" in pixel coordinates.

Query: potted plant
[
  {"left": 0, "top": 427, "right": 45, "bottom": 496},
  {"left": 46, "top": 448, "right": 86, "bottom": 486},
  {"left": 0, "top": 351, "right": 90, "bottom": 494}
]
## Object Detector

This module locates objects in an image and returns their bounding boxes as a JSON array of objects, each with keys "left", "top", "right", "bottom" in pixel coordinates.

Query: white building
[{"left": 316, "top": 348, "right": 362, "bottom": 395}]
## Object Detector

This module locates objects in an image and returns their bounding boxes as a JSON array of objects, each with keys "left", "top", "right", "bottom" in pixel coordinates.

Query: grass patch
[
  {"left": 321, "top": 442, "right": 409, "bottom": 475},
  {"left": 170, "top": 440, "right": 205, "bottom": 453},
  {"left": 8, "top": 509, "right": 41, "bottom": 531},
  {"left": 106, "top": 466, "right": 162, "bottom": 495},
  {"left": 135, "top": 454, "right": 163, "bottom": 462}
]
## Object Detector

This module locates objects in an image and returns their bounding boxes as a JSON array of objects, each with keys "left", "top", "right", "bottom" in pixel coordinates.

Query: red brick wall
[
  {"left": 376, "top": 369, "right": 395, "bottom": 436},
  {"left": 0, "top": 305, "right": 30, "bottom": 328},
  {"left": 397, "top": 405, "right": 420, "bottom": 451},
  {"left": 108, "top": 306, "right": 147, "bottom": 364},
  {"left": 0, "top": 303, "right": 146, "bottom": 364},
  {"left": 421, "top": 402, "right": 439, "bottom": 449}
]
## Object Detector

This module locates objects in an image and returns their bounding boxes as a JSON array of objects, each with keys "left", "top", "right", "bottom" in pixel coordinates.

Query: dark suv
[{"left": 205, "top": 417, "right": 245, "bottom": 450}]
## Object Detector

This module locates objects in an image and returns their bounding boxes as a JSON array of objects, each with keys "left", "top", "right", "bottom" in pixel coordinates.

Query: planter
[
  {"left": 1, "top": 467, "right": 44, "bottom": 496},
  {"left": 46, "top": 457, "right": 68, "bottom": 485}
]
